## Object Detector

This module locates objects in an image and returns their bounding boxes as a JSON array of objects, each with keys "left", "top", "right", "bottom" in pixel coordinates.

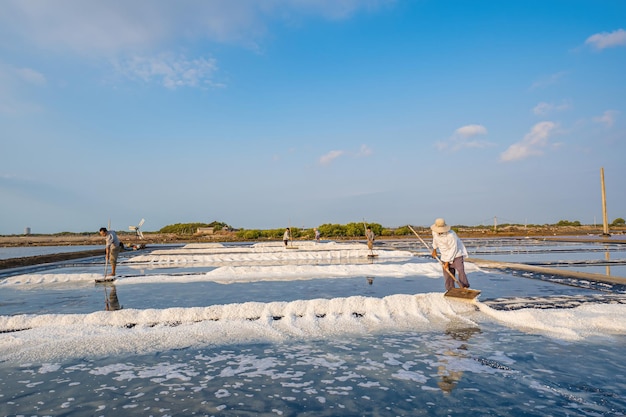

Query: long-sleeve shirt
[
  {"left": 431, "top": 230, "right": 467, "bottom": 262},
  {"left": 105, "top": 230, "right": 120, "bottom": 250}
]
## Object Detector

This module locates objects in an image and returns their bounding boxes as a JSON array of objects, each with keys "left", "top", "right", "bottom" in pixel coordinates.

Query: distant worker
[
  {"left": 283, "top": 228, "right": 291, "bottom": 247},
  {"left": 314, "top": 227, "right": 321, "bottom": 243},
  {"left": 365, "top": 226, "right": 375, "bottom": 251},
  {"left": 430, "top": 218, "right": 470, "bottom": 291},
  {"left": 99, "top": 227, "right": 121, "bottom": 276}
]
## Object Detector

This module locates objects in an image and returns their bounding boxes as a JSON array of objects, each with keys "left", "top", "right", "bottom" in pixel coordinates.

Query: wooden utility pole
[{"left": 600, "top": 167, "right": 610, "bottom": 236}]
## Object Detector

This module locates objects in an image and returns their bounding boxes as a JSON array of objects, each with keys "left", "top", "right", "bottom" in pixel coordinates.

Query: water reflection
[
  {"left": 437, "top": 325, "right": 481, "bottom": 394},
  {"left": 104, "top": 285, "right": 122, "bottom": 311}
]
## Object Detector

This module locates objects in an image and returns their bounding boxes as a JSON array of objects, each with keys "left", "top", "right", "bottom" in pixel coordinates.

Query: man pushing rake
[
  {"left": 409, "top": 219, "right": 480, "bottom": 299},
  {"left": 429, "top": 218, "right": 471, "bottom": 291}
]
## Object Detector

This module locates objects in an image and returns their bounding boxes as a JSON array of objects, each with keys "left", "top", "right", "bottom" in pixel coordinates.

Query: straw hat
[{"left": 430, "top": 218, "right": 451, "bottom": 233}]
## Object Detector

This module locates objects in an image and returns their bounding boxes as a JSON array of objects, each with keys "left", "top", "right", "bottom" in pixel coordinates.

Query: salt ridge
[
  {"left": 2, "top": 261, "right": 484, "bottom": 286},
  {"left": 1, "top": 293, "right": 625, "bottom": 363}
]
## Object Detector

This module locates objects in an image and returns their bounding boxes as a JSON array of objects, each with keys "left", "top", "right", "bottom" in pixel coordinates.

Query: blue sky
[{"left": 1, "top": 0, "right": 625, "bottom": 234}]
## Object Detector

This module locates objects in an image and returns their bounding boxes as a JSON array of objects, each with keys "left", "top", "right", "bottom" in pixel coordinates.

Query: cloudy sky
[{"left": 1, "top": 0, "right": 624, "bottom": 234}]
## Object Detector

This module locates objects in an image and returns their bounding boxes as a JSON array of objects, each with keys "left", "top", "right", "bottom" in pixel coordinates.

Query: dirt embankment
[
  {"left": 0, "top": 250, "right": 105, "bottom": 270},
  {"left": 0, "top": 233, "right": 196, "bottom": 248}
]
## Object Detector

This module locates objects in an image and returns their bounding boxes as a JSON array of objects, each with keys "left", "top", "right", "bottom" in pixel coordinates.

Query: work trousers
[{"left": 443, "top": 256, "right": 470, "bottom": 291}]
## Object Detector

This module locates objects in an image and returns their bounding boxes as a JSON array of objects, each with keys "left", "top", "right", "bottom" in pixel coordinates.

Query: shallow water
[
  {"left": 1, "top": 240, "right": 626, "bottom": 416},
  {"left": 462, "top": 238, "right": 626, "bottom": 278},
  {"left": 2, "top": 327, "right": 625, "bottom": 416}
]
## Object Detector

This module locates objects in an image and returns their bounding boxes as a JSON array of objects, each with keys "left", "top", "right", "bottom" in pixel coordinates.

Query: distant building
[{"left": 24, "top": 227, "right": 31, "bottom": 235}]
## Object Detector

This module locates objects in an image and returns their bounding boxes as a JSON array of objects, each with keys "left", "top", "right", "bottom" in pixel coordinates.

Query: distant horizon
[
  {"left": 3, "top": 209, "right": 623, "bottom": 235},
  {"left": 5, "top": 218, "right": 623, "bottom": 236}
]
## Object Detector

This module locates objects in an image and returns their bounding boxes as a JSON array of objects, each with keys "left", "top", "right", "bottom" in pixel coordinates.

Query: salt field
[{"left": 1, "top": 238, "right": 626, "bottom": 416}]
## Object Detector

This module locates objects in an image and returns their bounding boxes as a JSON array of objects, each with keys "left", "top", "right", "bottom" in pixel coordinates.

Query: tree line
[
  {"left": 158, "top": 221, "right": 229, "bottom": 234},
  {"left": 151, "top": 218, "right": 626, "bottom": 240},
  {"left": 234, "top": 223, "right": 398, "bottom": 240}
]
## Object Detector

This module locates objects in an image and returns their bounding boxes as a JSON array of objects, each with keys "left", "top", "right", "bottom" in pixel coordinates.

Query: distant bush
[
  {"left": 556, "top": 220, "right": 581, "bottom": 227},
  {"left": 159, "top": 221, "right": 230, "bottom": 234},
  {"left": 235, "top": 227, "right": 309, "bottom": 240},
  {"left": 318, "top": 223, "right": 347, "bottom": 237},
  {"left": 159, "top": 223, "right": 209, "bottom": 234},
  {"left": 394, "top": 226, "right": 412, "bottom": 236},
  {"left": 316, "top": 222, "right": 383, "bottom": 238},
  {"left": 242, "top": 229, "right": 262, "bottom": 240},
  {"left": 233, "top": 222, "right": 387, "bottom": 241},
  {"left": 612, "top": 218, "right": 625, "bottom": 226},
  {"left": 263, "top": 229, "right": 286, "bottom": 239}
]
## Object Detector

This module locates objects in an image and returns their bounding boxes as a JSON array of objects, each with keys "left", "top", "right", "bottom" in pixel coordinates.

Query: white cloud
[
  {"left": 15, "top": 67, "right": 46, "bottom": 85},
  {"left": 585, "top": 28, "right": 626, "bottom": 50},
  {"left": 0, "top": 64, "right": 46, "bottom": 115},
  {"left": 0, "top": 1, "right": 388, "bottom": 89},
  {"left": 319, "top": 150, "right": 344, "bottom": 165},
  {"left": 319, "top": 144, "right": 373, "bottom": 165},
  {"left": 500, "top": 121, "right": 557, "bottom": 162},
  {"left": 0, "top": 0, "right": 389, "bottom": 55},
  {"left": 530, "top": 72, "right": 567, "bottom": 90},
  {"left": 356, "top": 144, "right": 373, "bottom": 157},
  {"left": 0, "top": 64, "right": 46, "bottom": 87},
  {"left": 437, "top": 124, "right": 491, "bottom": 151},
  {"left": 455, "top": 124, "right": 487, "bottom": 138},
  {"left": 113, "top": 53, "right": 221, "bottom": 89},
  {"left": 532, "top": 100, "right": 570, "bottom": 116},
  {"left": 0, "top": 1, "right": 255, "bottom": 55},
  {"left": 593, "top": 110, "right": 619, "bottom": 128}
]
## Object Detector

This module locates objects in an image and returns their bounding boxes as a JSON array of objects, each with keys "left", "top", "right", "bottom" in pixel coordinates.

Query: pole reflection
[
  {"left": 104, "top": 285, "right": 123, "bottom": 311},
  {"left": 605, "top": 247, "right": 611, "bottom": 276}
]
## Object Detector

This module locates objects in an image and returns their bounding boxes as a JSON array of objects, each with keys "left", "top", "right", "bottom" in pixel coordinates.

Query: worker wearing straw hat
[{"left": 430, "top": 218, "right": 470, "bottom": 291}]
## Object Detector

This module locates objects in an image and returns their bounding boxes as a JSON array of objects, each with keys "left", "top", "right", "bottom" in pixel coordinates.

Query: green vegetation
[
  {"left": 155, "top": 218, "right": 625, "bottom": 241},
  {"left": 158, "top": 221, "right": 230, "bottom": 235},
  {"left": 392, "top": 226, "right": 413, "bottom": 236},
  {"left": 235, "top": 222, "right": 385, "bottom": 241},
  {"left": 3, "top": 217, "right": 626, "bottom": 238},
  {"left": 234, "top": 222, "right": 411, "bottom": 240},
  {"left": 556, "top": 220, "right": 582, "bottom": 226},
  {"left": 237, "top": 226, "right": 325, "bottom": 240}
]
